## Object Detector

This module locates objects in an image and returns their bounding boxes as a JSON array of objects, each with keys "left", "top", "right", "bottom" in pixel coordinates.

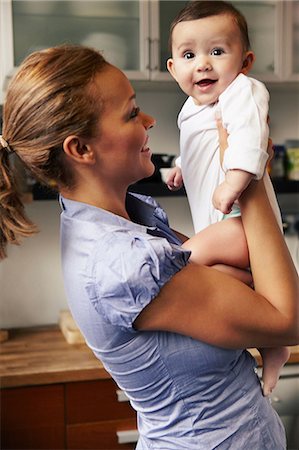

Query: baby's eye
[
  {"left": 130, "top": 106, "right": 140, "bottom": 119},
  {"left": 211, "top": 48, "right": 225, "bottom": 56},
  {"left": 183, "top": 52, "right": 195, "bottom": 60}
]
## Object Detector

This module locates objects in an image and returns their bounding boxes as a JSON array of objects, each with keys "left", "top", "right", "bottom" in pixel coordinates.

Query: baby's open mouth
[{"left": 196, "top": 79, "right": 217, "bottom": 87}]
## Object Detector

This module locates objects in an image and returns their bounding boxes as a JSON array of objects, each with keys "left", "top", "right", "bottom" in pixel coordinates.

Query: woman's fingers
[
  {"left": 267, "top": 138, "right": 274, "bottom": 161},
  {"left": 215, "top": 116, "right": 228, "bottom": 166}
]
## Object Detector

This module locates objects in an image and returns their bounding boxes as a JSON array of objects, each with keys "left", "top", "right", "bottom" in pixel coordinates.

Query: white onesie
[{"left": 177, "top": 73, "right": 282, "bottom": 233}]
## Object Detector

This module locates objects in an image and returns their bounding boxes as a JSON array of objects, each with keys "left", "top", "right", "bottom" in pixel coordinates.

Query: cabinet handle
[
  {"left": 116, "top": 429, "right": 139, "bottom": 444},
  {"left": 116, "top": 389, "right": 129, "bottom": 402},
  {"left": 150, "top": 38, "right": 160, "bottom": 71},
  {"left": 145, "top": 37, "right": 151, "bottom": 70}
]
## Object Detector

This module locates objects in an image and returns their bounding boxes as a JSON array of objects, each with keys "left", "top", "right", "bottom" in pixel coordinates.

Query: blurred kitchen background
[
  {"left": 0, "top": 2, "right": 298, "bottom": 449},
  {"left": 0, "top": 0, "right": 298, "bottom": 328}
]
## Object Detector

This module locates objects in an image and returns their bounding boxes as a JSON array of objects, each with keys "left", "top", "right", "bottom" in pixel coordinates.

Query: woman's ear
[
  {"left": 241, "top": 51, "right": 255, "bottom": 75},
  {"left": 63, "top": 136, "right": 95, "bottom": 165}
]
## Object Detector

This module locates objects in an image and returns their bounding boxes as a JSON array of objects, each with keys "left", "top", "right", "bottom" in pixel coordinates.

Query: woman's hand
[{"left": 216, "top": 116, "right": 228, "bottom": 167}]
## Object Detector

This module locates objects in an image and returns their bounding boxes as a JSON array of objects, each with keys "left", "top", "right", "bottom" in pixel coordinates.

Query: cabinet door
[
  {"left": 67, "top": 418, "right": 137, "bottom": 450},
  {"left": 65, "top": 379, "right": 136, "bottom": 424},
  {"left": 150, "top": 0, "right": 285, "bottom": 82},
  {"left": 150, "top": 0, "right": 186, "bottom": 81},
  {"left": 0, "top": 0, "right": 150, "bottom": 101},
  {"left": 65, "top": 379, "right": 137, "bottom": 449},
  {"left": 0, "top": 384, "right": 65, "bottom": 449},
  {"left": 284, "top": 0, "right": 299, "bottom": 81},
  {"left": 232, "top": 1, "right": 283, "bottom": 81}
]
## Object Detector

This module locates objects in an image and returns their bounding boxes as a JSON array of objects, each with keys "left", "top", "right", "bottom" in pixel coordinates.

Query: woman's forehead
[{"left": 94, "top": 65, "right": 134, "bottom": 103}]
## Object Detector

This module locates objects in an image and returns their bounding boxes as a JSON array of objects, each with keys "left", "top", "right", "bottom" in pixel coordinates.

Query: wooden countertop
[
  {"left": 248, "top": 346, "right": 299, "bottom": 366},
  {"left": 0, "top": 326, "right": 110, "bottom": 388},
  {"left": 0, "top": 326, "right": 298, "bottom": 389}
]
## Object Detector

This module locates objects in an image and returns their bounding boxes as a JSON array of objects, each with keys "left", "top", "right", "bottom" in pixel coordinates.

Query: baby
[{"left": 166, "top": 0, "right": 289, "bottom": 396}]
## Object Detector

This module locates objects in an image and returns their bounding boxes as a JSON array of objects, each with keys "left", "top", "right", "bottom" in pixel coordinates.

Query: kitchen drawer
[
  {"left": 67, "top": 417, "right": 137, "bottom": 449},
  {"left": 0, "top": 384, "right": 65, "bottom": 449},
  {"left": 65, "top": 379, "right": 136, "bottom": 424}
]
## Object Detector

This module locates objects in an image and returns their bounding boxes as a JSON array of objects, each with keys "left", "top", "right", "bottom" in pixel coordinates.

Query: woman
[{"left": 0, "top": 45, "right": 298, "bottom": 449}]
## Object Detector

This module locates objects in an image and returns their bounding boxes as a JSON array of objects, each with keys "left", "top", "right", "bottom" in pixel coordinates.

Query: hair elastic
[{"left": 0, "top": 135, "right": 13, "bottom": 153}]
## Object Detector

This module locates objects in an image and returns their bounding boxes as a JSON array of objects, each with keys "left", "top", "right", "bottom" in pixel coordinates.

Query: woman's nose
[{"left": 142, "top": 112, "right": 156, "bottom": 130}]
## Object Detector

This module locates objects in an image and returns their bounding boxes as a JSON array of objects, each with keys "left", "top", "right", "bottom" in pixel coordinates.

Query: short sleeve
[
  {"left": 220, "top": 74, "right": 269, "bottom": 179},
  {"left": 86, "top": 230, "right": 190, "bottom": 332}
]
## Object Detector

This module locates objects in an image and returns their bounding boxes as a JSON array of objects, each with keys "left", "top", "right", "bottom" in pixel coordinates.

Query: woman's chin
[{"left": 132, "top": 166, "right": 155, "bottom": 185}]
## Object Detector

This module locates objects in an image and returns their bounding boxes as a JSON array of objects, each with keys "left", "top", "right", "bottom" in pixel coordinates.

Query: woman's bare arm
[{"left": 134, "top": 180, "right": 299, "bottom": 349}]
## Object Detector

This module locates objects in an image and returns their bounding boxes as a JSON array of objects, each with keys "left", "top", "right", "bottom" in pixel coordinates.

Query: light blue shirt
[{"left": 60, "top": 192, "right": 285, "bottom": 449}]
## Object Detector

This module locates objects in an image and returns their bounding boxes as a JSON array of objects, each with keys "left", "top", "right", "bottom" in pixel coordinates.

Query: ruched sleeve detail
[{"left": 86, "top": 230, "right": 190, "bottom": 332}]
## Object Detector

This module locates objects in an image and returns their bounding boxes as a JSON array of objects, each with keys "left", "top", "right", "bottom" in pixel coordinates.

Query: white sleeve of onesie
[{"left": 219, "top": 74, "right": 269, "bottom": 180}]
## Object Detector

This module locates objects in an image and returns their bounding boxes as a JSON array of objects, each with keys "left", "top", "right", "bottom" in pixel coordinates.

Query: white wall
[
  {"left": 0, "top": 201, "right": 67, "bottom": 328},
  {"left": 1, "top": 86, "right": 298, "bottom": 329}
]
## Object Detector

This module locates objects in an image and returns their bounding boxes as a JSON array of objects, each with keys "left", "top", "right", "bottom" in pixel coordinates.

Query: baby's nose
[{"left": 196, "top": 56, "right": 212, "bottom": 72}]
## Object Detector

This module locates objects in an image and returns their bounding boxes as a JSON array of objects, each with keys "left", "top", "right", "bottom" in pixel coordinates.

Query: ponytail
[
  {"left": 0, "top": 142, "right": 38, "bottom": 260},
  {"left": 1, "top": 44, "right": 108, "bottom": 259}
]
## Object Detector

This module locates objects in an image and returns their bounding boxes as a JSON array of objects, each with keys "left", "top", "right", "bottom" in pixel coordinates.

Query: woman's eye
[
  {"left": 130, "top": 107, "right": 140, "bottom": 119},
  {"left": 211, "top": 48, "right": 224, "bottom": 56},
  {"left": 183, "top": 52, "right": 195, "bottom": 60}
]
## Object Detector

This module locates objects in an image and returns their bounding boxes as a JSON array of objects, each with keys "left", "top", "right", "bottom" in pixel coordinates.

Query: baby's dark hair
[{"left": 169, "top": 1, "right": 251, "bottom": 52}]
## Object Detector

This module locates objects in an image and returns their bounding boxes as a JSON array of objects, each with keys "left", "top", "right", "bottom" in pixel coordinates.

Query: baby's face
[{"left": 167, "top": 14, "right": 251, "bottom": 105}]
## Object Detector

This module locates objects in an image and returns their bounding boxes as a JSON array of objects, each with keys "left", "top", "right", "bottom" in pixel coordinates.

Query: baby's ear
[
  {"left": 241, "top": 51, "right": 255, "bottom": 75},
  {"left": 167, "top": 58, "right": 177, "bottom": 81}
]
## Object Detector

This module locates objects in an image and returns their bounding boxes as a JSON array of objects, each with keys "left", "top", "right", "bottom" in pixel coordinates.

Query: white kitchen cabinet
[
  {"left": 233, "top": 0, "right": 299, "bottom": 83},
  {"left": 284, "top": 0, "right": 299, "bottom": 81},
  {"left": 1, "top": 0, "right": 298, "bottom": 104},
  {"left": 151, "top": 0, "right": 299, "bottom": 83},
  {"left": 0, "top": 0, "right": 150, "bottom": 103},
  {"left": 148, "top": 0, "right": 187, "bottom": 80},
  {"left": 233, "top": 0, "right": 283, "bottom": 82},
  {"left": 151, "top": 0, "right": 285, "bottom": 82}
]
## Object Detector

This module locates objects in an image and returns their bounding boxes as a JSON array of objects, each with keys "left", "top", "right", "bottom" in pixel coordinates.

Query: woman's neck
[{"left": 60, "top": 180, "right": 130, "bottom": 220}]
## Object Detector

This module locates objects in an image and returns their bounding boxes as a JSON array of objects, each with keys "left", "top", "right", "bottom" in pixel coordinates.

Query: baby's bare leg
[{"left": 182, "top": 217, "right": 249, "bottom": 268}]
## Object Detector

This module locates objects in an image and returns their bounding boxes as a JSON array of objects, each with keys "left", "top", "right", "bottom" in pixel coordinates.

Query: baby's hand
[
  {"left": 212, "top": 181, "right": 239, "bottom": 214},
  {"left": 166, "top": 166, "right": 183, "bottom": 191}
]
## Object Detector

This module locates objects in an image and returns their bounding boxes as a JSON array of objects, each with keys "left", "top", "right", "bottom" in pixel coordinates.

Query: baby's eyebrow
[
  {"left": 175, "top": 40, "right": 196, "bottom": 51},
  {"left": 209, "top": 34, "right": 234, "bottom": 46}
]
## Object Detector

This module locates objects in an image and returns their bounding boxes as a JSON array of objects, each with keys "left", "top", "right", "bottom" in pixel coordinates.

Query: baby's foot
[{"left": 260, "top": 347, "right": 290, "bottom": 396}]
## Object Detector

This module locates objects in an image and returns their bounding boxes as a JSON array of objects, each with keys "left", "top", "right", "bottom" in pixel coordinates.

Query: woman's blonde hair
[{"left": 0, "top": 45, "right": 108, "bottom": 259}]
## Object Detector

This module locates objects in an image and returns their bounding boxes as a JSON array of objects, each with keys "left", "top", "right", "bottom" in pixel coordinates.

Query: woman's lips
[{"left": 141, "top": 137, "right": 150, "bottom": 152}]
